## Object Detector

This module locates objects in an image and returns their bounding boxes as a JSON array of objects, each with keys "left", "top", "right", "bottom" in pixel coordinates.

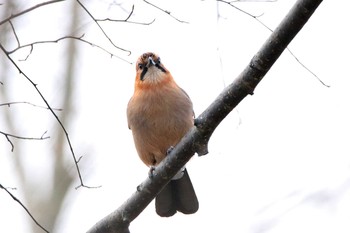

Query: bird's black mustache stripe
[
  {"left": 140, "top": 64, "right": 166, "bottom": 81},
  {"left": 155, "top": 63, "right": 166, "bottom": 73},
  {"left": 140, "top": 67, "right": 148, "bottom": 81}
]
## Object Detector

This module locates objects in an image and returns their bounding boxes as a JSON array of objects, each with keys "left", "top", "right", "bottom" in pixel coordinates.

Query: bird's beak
[{"left": 148, "top": 57, "right": 156, "bottom": 67}]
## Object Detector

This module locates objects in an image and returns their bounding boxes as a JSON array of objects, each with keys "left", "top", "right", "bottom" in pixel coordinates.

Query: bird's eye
[
  {"left": 157, "top": 57, "right": 161, "bottom": 64},
  {"left": 138, "top": 63, "right": 144, "bottom": 70}
]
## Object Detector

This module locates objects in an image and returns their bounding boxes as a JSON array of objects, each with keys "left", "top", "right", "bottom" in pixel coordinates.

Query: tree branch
[
  {"left": 0, "top": 0, "right": 65, "bottom": 26},
  {"left": 217, "top": 0, "right": 329, "bottom": 87},
  {"left": 0, "top": 101, "right": 63, "bottom": 111},
  {"left": 76, "top": 0, "right": 131, "bottom": 55},
  {"left": 143, "top": 0, "right": 189, "bottom": 23},
  {"left": 0, "top": 183, "right": 49, "bottom": 233},
  {"left": 6, "top": 34, "right": 132, "bottom": 63},
  {"left": 87, "top": 0, "right": 323, "bottom": 232},
  {"left": 95, "top": 4, "right": 156, "bottom": 25},
  {"left": 0, "top": 43, "right": 92, "bottom": 188},
  {"left": 1, "top": 1, "right": 136, "bottom": 62},
  {"left": 0, "top": 130, "right": 49, "bottom": 152}
]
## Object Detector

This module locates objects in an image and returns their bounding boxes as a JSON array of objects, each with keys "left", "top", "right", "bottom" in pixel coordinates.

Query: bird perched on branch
[{"left": 127, "top": 52, "right": 199, "bottom": 217}]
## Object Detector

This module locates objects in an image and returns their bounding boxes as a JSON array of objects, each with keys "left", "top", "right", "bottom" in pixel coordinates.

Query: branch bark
[
  {"left": 87, "top": 0, "right": 323, "bottom": 232},
  {"left": 0, "top": 0, "right": 65, "bottom": 26}
]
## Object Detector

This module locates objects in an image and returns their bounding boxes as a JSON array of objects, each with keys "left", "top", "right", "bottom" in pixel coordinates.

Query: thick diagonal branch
[{"left": 87, "top": 0, "right": 323, "bottom": 232}]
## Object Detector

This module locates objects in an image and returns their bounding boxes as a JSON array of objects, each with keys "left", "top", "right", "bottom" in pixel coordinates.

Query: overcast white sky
[{"left": 1, "top": 0, "right": 350, "bottom": 232}]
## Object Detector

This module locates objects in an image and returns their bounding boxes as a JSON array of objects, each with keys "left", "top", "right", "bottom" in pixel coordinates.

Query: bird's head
[{"left": 135, "top": 52, "right": 172, "bottom": 88}]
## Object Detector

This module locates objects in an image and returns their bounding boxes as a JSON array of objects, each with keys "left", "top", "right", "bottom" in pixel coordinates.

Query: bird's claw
[
  {"left": 148, "top": 166, "right": 156, "bottom": 179},
  {"left": 166, "top": 146, "right": 175, "bottom": 155}
]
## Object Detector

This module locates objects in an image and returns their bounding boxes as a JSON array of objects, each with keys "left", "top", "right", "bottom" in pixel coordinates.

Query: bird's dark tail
[{"left": 155, "top": 169, "right": 199, "bottom": 217}]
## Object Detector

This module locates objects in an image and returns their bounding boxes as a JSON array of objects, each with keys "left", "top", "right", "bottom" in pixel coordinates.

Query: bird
[{"left": 127, "top": 52, "right": 199, "bottom": 217}]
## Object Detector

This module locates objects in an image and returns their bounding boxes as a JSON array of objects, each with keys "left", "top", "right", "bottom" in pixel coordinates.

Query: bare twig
[
  {"left": 0, "top": 183, "right": 49, "bottom": 233},
  {"left": 217, "top": 0, "right": 263, "bottom": 18},
  {"left": 143, "top": 0, "right": 189, "bottom": 23},
  {"left": 217, "top": 0, "right": 329, "bottom": 87},
  {"left": 2, "top": 186, "right": 17, "bottom": 190},
  {"left": 96, "top": 5, "right": 156, "bottom": 25},
  {"left": 286, "top": 48, "right": 330, "bottom": 87},
  {"left": 76, "top": 0, "right": 131, "bottom": 55},
  {"left": 0, "top": 43, "right": 93, "bottom": 188},
  {"left": 6, "top": 34, "right": 132, "bottom": 63},
  {"left": 0, "top": 101, "right": 63, "bottom": 111},
  {"left": 0, "top": 0, "right": 65, "bottom": 26},
  {"left": 4, "top": 134, "right": 14, "bottom": 152},
  {"left": 2, "top": 1, "right": 133, "bottom": 61},
  {"left": 0, "top": 130, "right": 49, "bottom": 152},
  {"left": 9, "top": 20, "right": 20, "bottom": 48},
  {"left": 97, "top": 17, "right": 155, "bottom": 25}
]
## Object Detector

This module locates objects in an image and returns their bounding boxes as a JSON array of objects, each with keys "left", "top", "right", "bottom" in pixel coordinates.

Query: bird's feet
[
  {"left": 148, "top": 166, "right": 156, "bottom": 179},
  {"left": 166, "top": 146, "right": 175, "bottom": 155}
]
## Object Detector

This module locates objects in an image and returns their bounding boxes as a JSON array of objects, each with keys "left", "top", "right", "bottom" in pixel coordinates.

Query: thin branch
[
  {"left": 217, "top": 0, "right": 329, "bottom": 87},
  {"left": 95, "top": 5, "right": 135, "bottom": 22},
  {"left": 217, "top": 0, "right": 263, "bottom": 18},
  {"left": 286, "top": 48, "right": 330, "bottom": 87},
  {"left": 2, "top": 186, "right": 17, "bottom": 190},
  {"left": 124, "top": 4, "right": 134, "bottom": 21},
  {"left": 76, "top": 0, "right": 131, "bottom": 55},
  {"left": 0, "top": 130, "right": 49, "bottom": 152},
  {"left": 6, "top": 34, "right": 132, "bottom": 63},
  {"left": 0, "top": 43, "right": 94, "bottom": 188},
  {"left": 96, "top": 4, "right": 154, "bottom": 25},
  {"left": 143, "top": 0, "right": 189, "bottom": 24},
  {"left": 87, "top": 0, "right": 323, "bottom": 232},
  {"left": 0, "top": 130, "right": 49, "bottom": 141},
  {"left": 0, "top": 101, "right": 63, "bottom": 111},
  {"left": 2, "top": 1, "right": 133, "bottom": 62},
  {"left": 9, "top": 20, "right": 20, "bottom": 48},
  {"left": 0, "top": 0, "right": 65, "bottom": 26},
  {"left": 97, "top": 17, "right": 155, "bottom": 26},
  {"left": 96, "top": 5, "right": 156, "bottom": 25},
  {"left": 0, "top": 183, "right": 49, "bottom": 233},
  {"left": 4, "top": 134, "right": 14, "bottom": 152}
]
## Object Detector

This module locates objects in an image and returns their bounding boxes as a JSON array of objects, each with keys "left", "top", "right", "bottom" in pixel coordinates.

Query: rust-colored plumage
[{"left": 127, "top": 52, "right": 198, "bottom": 217}]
